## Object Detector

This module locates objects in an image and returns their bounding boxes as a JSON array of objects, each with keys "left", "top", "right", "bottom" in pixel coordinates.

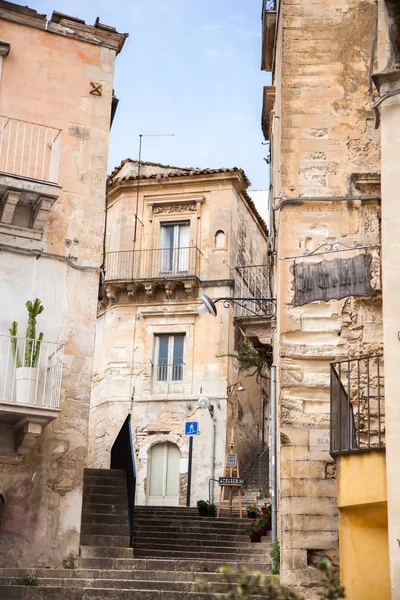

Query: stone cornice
[{"left": 0, "top": 2, "right": 128, "bottom": 53}]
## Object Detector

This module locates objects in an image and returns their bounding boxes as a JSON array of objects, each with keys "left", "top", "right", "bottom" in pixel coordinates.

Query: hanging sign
[
  {"left": 219, "top": 477, "right": 245, "bottom": 486},
  {"left": 292, "top": 254, "right": 376, "bottom": 306}
]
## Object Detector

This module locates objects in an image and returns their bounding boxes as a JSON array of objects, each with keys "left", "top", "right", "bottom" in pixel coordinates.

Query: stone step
[
  {"left": 84, "top": 469, "right": 125, "bottom": 478},
  {"left": 0, "top": 587, "right": 225, "bottom": 599},
  {"left": 84, "top": 485, "right": 127, "bottom": 496},
  {"left": 134, "top": 538, "right": 269, "bottom": 553},
  {"left": 82, "top": 494, "right": 127, "bottom": 505},
  {"left": 82, "top": 513, "right": 129, "bottom": 526},
  {"left": 82, "top": 503, "right": 128, "bottom": 515},
  {"left": 133, "top": 548, "right": 268, "bottom": 560},
  {"left": 133, "top": 531, "right": 254, "bottom": 543},
  {"left": 76, "top": 557, "right": 269, "bottom": 571},
  {"left": 81, "top": 524, "right": 130, "bottom": 537},
  {"left": 83, "top": 476, "right": 126, "bottom": 488},
  {"left": 80, "top": 546, "right": 133, "bottom": 559},
  {"left": 80, "top": 535, "right": 130, "bottom": 548}
]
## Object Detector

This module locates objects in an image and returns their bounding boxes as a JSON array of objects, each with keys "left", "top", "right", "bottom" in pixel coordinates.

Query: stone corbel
[
  {"left": 145, "top": 282, "right": 156, "bottom": 299},
  {"left": 105, "top": 283, "right": 120, "bottom": 303},
  {"left": 0, "top": 190, "right": 20, "bottom": 224},
  {"left": 127, "top": 283, "right": 137, "bottom": 301},
  {"left": 183, "top": 281, "right": 196, "bottom": 298},
  {"left": 164, "top": 281, "right": 176, "bottom": 300},
  {"left": 15, "top": 421, "right": 42, "bottom": 455},
  {"left": 32, "top": 197, "right": 55, "bottom": 231}
]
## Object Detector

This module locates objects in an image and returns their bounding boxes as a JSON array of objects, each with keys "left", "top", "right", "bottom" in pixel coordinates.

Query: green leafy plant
[
  {"left": 9, "top": 299, "right": 44, "bottom": 368},
  {"left": 270, "top": 537, "right": 280, "bottom": 575},
  {"left": 62, "top": 553, "right": 76, "bottom": 569},
  {"left": 197, "top": 499, "right": 208, "bottom": 509},
  {"left": 12, "top": 575, "right": 38, "bottom": 586},
  {"left": 196, "top": 561, "right": 345, "bottom": 599},
  {"left": 246, "top": 504, "right": 260, "bottom": 513},
  {"left": 218, "top": 342, "right": 268, "bottom": 382},
  {"left": 207, "top": 502, "right": 216, "bottom": 515},
  {"left": 245, "top": 519, "right": 262, "bottom": 536},
  {"left": 262, "top": 501, "right": 272, "bottom": 520},
  {"left": 258, "top": 514, "right": 271, "bottom": 527}
]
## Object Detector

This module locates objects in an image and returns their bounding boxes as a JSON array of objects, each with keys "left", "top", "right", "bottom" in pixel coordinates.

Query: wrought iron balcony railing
[
  {"left": 105, "top": 246, "right": 201, "bottom": 282},
  {"left": 330, "top": 354, "right": 384, "bottom": 454},
  {"left": 0, "top": 334, "right": 64, "bottom": 409},
  {"left": 151, "top": 362, "right": 184, "bottom": 394},
  {"left": 0, "top": 116, "right": 61, "bottom": 184},
  {"left": 233, "top": 264, "right": 272, "bottom": 318}
]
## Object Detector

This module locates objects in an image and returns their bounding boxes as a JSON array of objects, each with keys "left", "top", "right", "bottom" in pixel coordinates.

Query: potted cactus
[{"left": 9, "top": 299, "right": 44, "bottom": 405}]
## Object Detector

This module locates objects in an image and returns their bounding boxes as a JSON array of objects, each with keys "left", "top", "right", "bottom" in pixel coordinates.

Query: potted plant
[
  {"left": 9, "top": 299, "right": 44, "bottom": 405},
  {"left": 245, "top": 519, "right": 262, "bottom": 543},
  {"left": 197, "top": 500, "right": 208, "bottom": 517},
  {"left": 207, "top": 501, "right": 216, "bottom": 517},
  {"left": 246, "top": 504, "right": 260, "bottom": 519},
  {"left": 258, "top": 514, "right": 271, "bottom": 536},
  {"left": 261, "top": 501, "right": 272, "bottom": 516}
]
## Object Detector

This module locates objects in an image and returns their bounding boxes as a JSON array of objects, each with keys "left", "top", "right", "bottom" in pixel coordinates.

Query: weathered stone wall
[
  {"left": 271, "top": 0, "right": 382, "bottom": 595},
  {"left": 0, "top": 14, "right": 122, "bottom": 567},
  {"left": 88, "top": 172, "right": 269, "bottom": 505}
]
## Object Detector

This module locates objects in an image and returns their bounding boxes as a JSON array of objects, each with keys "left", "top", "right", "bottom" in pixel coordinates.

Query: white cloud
[{"left": 205, "top": 44, "right": 236, "bottom": 59}]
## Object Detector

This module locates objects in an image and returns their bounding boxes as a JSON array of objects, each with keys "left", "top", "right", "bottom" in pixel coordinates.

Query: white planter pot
[{"left": 15, "top": 367, "right": 39, "bottom": 405}]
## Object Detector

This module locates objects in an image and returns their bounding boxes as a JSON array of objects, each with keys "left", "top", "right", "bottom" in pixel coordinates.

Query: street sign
[
  {"left": 185, "top": 421, "right": 199, "bottom": 436},
  {"left": 218, "top": 477, "right": 245, "bottom": 486},
  {"left": 226, "top": 454, "right": 237, "bottom": 468}
]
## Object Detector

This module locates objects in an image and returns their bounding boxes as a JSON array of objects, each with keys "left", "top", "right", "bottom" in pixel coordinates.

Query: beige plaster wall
[
  {"left": 0, "top": 18, "right": 119, "bottom": 567},
  {"left": 270, "top": 0, "right": 382, "bottom": 595}
]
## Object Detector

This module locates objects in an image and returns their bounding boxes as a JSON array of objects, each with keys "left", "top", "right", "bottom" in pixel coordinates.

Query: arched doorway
[{"left": 148, "top": 442, "right": 180, "bottom": 506}]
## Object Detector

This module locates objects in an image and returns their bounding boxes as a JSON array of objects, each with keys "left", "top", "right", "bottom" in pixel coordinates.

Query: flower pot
[
  {"left": 247, "top": 510, "right": 258, "bottom": 519},
  {"left": 15, "top": 367, "right": 38, "bottom": 405},
  {"left": 250, "top": 531, "right": 262, "bottom": 543},
  {"left": 208, "top": 508, "right": 216, "bottom": 517},
  {"left": 265, "top": 521, "right": 272, "bottom": 531},
  {"left": 261, "top": 525, "right": 268, "bottom": 536},
  {"left": 198, "top": 507, "right": 208, "bottom": 517},
  {"left": 261, "top": 507, "right": 268, "bottom": 515}
]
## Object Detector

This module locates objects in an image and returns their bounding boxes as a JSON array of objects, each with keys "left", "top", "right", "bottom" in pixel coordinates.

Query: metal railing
[
  {"left": 0, "top": 334, "right": 63, "bottom": 409},
  {"left": 330, "top": 354, "right": 384, "bottom": 454},
  {"left": 234, "top": 264, "right": 270, "bottom": 318},
  {"left": 0, "top": 116, "right": 61, "bottom": 183},
  {"left": 105, "top": 246, "right": 201, "bottom": 282},
  {"left": 111, "top": 414, "right": 136, "bottom": 547},
  {"left": 151, "top": 362, "right": 184, "bottom": 394},
  {"left": 258, "top": 448, "right": 269, "bottom": 494}
]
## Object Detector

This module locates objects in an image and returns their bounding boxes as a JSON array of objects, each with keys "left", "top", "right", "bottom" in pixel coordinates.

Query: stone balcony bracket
[{"left": 104, "top": 278, "right": 200, "bottom": 305}]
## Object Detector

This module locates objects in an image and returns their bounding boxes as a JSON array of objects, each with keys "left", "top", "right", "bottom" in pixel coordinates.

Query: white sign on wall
[{"left": 309, "top": 429, "right": 330, "bottom": 453}]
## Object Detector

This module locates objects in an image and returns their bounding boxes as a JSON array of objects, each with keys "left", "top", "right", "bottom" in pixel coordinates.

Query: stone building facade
[
  {"left": 87, "top": 160, "right": 271, "bottom": 506},
  {"left": 0, "top": 2, "right": 126, "bottom": 567},
  {"left": 262, "top": 0, "right": 384, "bottom": 596}
]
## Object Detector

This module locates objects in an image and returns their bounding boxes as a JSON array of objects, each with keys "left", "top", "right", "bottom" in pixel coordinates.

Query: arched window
[{"left": 215, "top": 230, "right": 226, "bottom": 250}]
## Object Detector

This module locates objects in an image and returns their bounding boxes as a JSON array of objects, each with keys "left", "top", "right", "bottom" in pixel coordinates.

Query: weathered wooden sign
[
  {"left": 219, "top": 477, "right": 245, "bottom": 486},
  {"left": 292, "top": 254, "right": 376, "bottom": 306}
]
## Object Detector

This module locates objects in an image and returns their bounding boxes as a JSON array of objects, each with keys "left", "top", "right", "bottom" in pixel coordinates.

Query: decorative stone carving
[
  {"left": 126, "top": 284, "right": 137, "bottom": 301},
  {"left": 32, "top": 197, "right": 54, "bottom": 231},
  {"left": 153, "top": 203, "right": 197, "bottom": 215},
  {"left": 0, "top": 190, "right": 20, "bottom": 224},
  {"left": 164, "top": 281, "right": 176, "bottom": 300},
  {"left": 15, "top": 421, "right": 42, "bottom": 455},
  {"left": 183, "top": 281, "right": 196, "bottom": 298},
  {"left": 105, "top": 284, "right": 119, "bottom": 303},
  {"left": 145, "top": 283, "right": 156, "bottom": 299}
]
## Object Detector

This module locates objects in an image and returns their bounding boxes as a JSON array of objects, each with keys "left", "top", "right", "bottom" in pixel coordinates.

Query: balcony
[
  {"left": 151, "top": 362, "right": 184, "bottom": 395},
  {"left": 261, "top": 0, "right": 277, "bottom": 72},
  {"left": 0, "top": 116, "right": 62, "bottom": 236},
  {"left": 0, "top": 334, "right": 63, "bottom": 455},
  {"left": 330, "top": 354, "right": 385, "bottom": 455},
  {"left": 104, "top": 246, "right": 202, "bottom": 303}
]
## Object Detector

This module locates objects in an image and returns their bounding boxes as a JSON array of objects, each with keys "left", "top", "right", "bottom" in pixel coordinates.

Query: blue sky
[{"left": 31, "top": 0, "right": 270, "bottom": 190}]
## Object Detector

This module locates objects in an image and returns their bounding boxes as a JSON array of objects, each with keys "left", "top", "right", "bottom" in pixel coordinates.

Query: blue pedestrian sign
[{"left": 185, "top": 421, "right": 199, "bottom": 436}]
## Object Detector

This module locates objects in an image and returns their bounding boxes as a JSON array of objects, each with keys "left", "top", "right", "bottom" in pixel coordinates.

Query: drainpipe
[
  {"left": 210, "top": 418, "right": 216, "bottom": 504},
  {"left": 270, "top": 365, "right": 277, "bottom": 547}
]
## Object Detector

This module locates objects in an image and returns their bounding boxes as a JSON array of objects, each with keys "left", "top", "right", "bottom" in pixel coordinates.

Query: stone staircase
[
  {"left": 240, "top": 455, "right": 269, "bottom": 507},
  {"left": 0, "top": 467, "right": 271, "bottom": 598}
]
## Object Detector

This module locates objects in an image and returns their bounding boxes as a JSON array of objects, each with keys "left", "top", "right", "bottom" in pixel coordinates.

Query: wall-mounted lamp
[
  {"left": 227, "top": 382, "right": 246, "bottom": 396},
  {"left": 197, "top": 294, "right": 276, "bottom": 319},
  {"left": 198, "top": 396, "right": 215, "bottom": 418}
]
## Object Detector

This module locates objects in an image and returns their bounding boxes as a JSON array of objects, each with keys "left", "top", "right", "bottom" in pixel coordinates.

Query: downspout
[
  {"left": 270, "top": 365, "right": 277, "bottom": 557},
  {"left": 210, "top": 417, "right": 216, "bottom": 504}
]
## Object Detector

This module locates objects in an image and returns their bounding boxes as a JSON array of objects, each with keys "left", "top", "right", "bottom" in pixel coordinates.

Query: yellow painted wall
[{"left": 337, "top": 453, "right": 390, "bottom": 600}]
